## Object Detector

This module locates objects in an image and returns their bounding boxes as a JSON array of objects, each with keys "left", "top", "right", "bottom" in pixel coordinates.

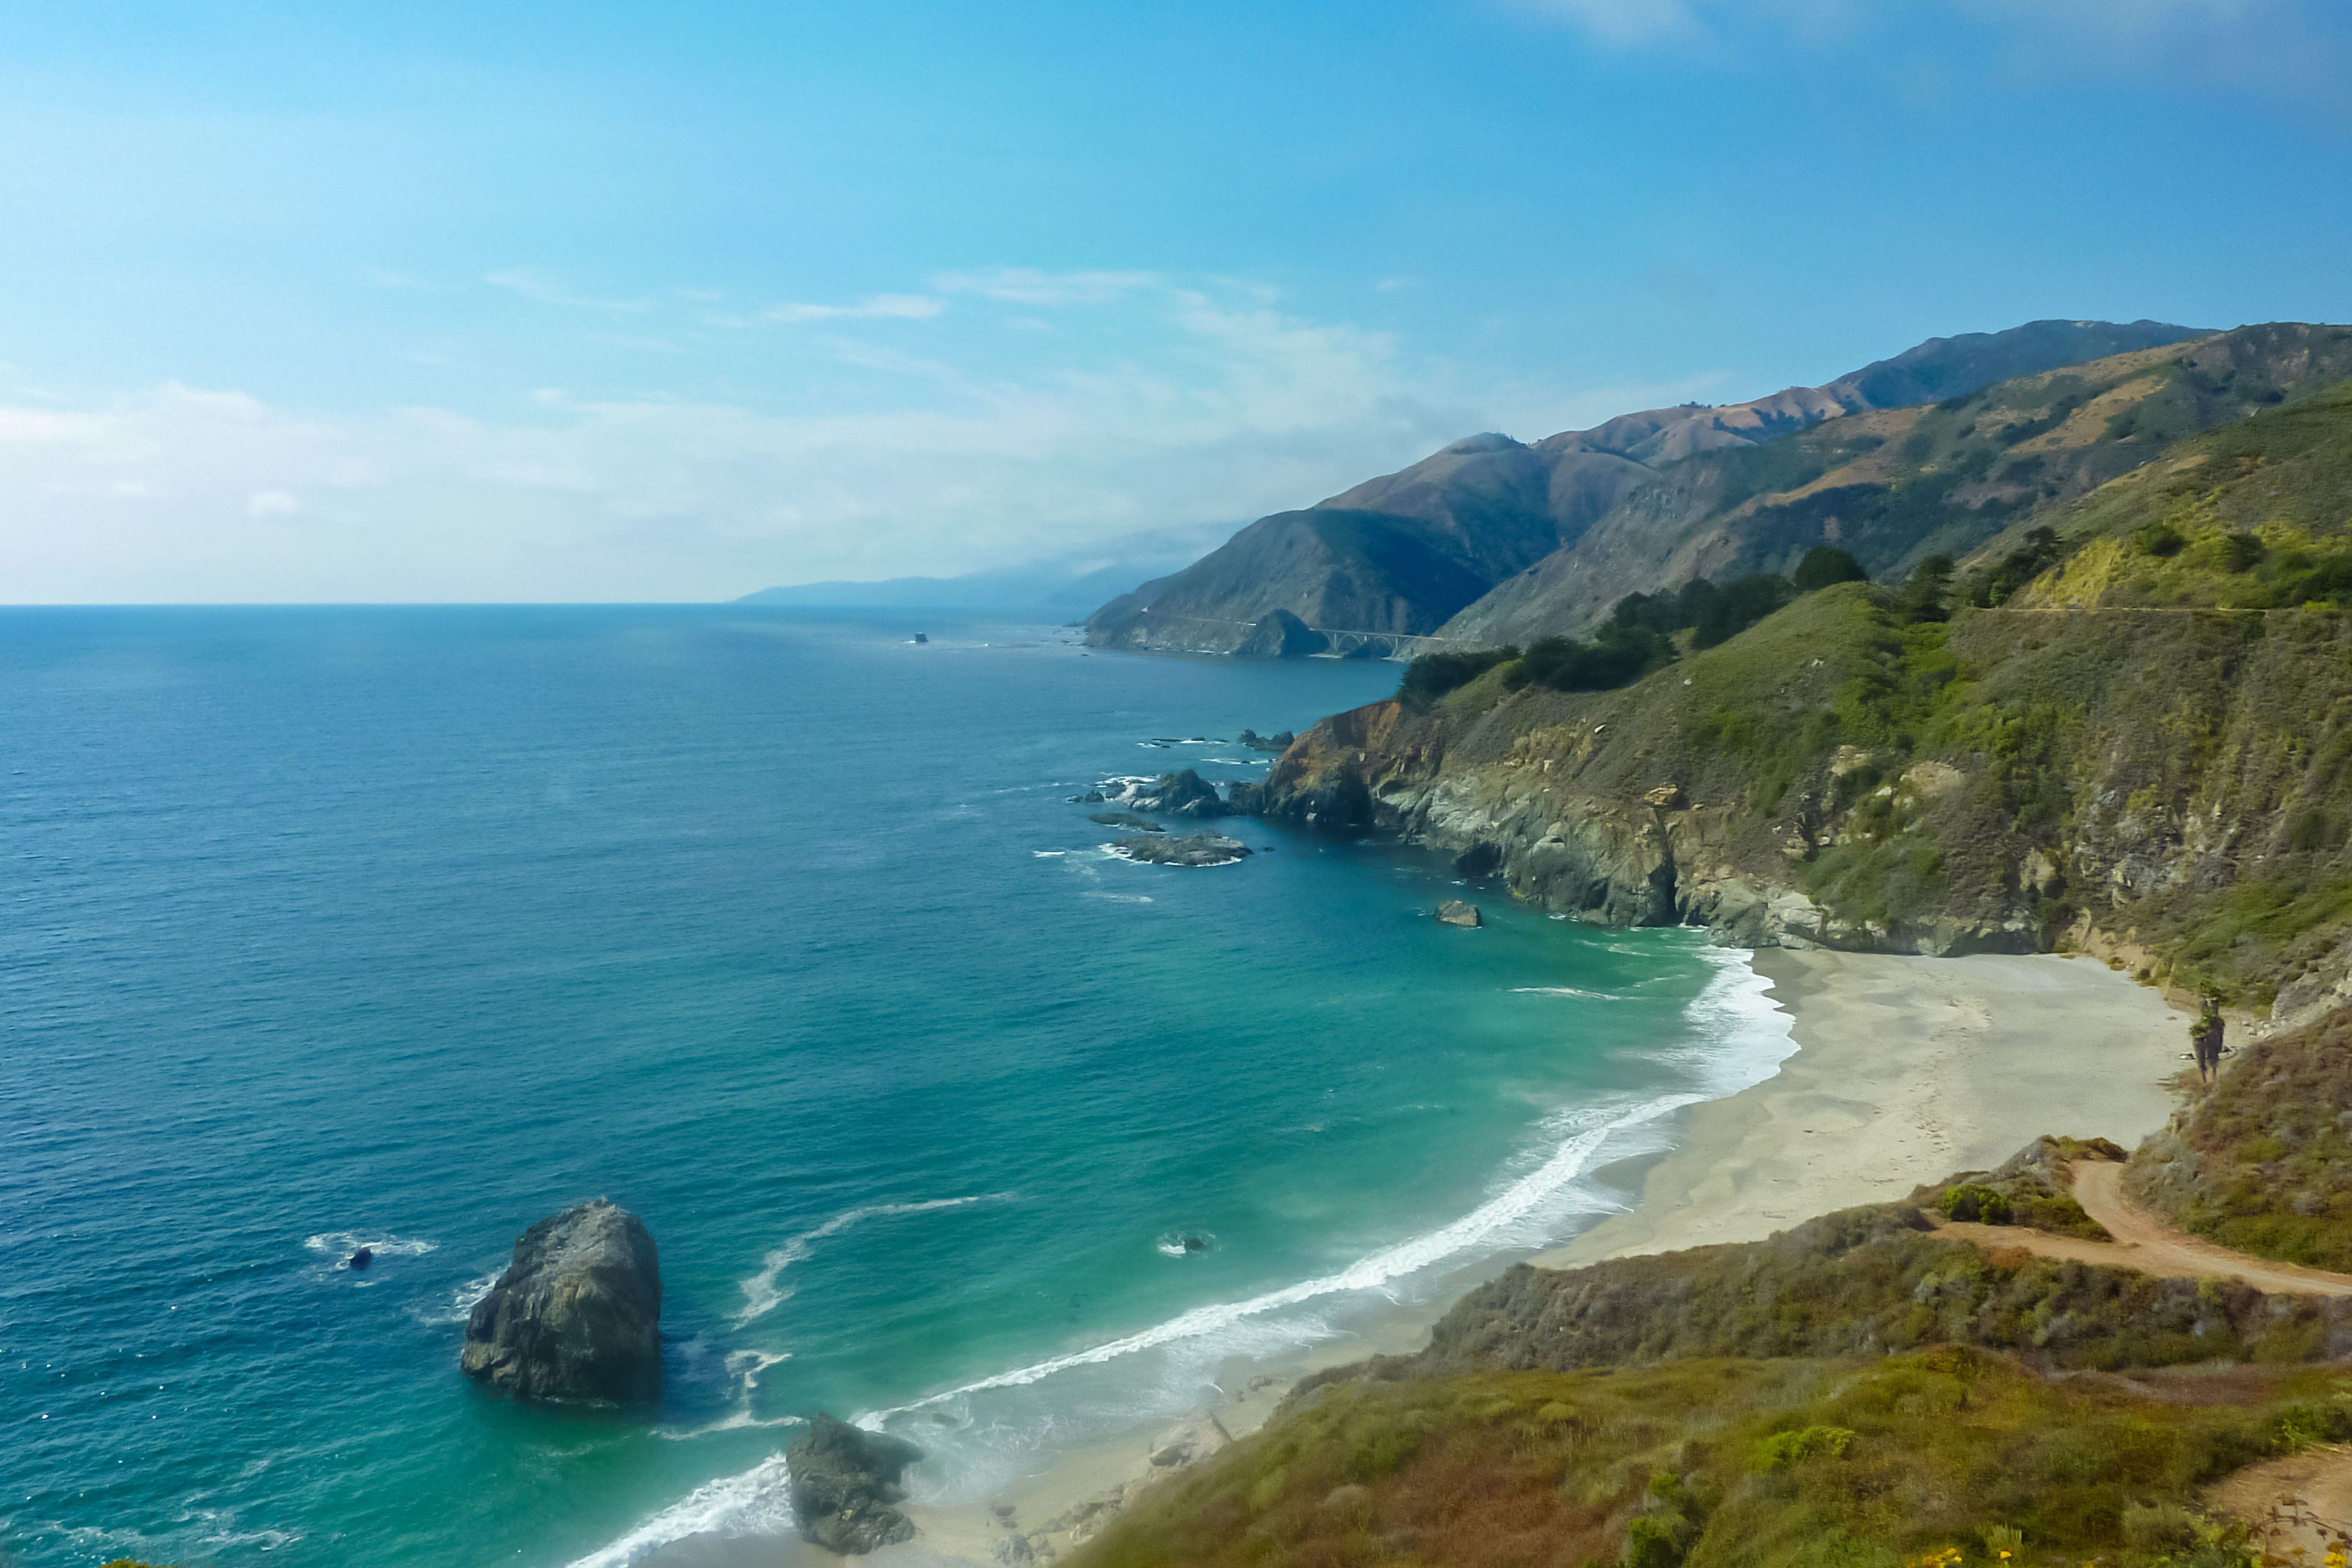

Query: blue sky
[{"left": 3, "top": 0, "right": 2348, "bottom": 601}]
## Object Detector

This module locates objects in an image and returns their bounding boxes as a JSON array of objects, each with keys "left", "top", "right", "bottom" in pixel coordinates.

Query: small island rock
[
  {"left": 1115, "top": 833, "right": 1253, "bottom": 867},
  {"left": 787, "top": 1413, "right": 925, "bottom": 1554},
  {"left": 461, "top": 1198, "right": 661, "bottom": 1403},
  {"left": 1436, "top": 900, "right": 1483, "bottom": 928}
]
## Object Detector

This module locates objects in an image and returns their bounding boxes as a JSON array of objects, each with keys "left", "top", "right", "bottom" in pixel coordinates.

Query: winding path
[{"left": 1932, "top": 1159, "right": 2352, "bottom": 1298}]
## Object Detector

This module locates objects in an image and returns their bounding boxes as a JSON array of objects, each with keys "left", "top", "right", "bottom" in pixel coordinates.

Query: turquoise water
[{"left": 0, "top": 608, "right": 1787, "bottom": 1568}]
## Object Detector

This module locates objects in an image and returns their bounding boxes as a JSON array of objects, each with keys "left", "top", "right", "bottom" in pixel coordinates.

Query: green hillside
[
  {"left": 1444, "top": 324, "right": 2352, "bottom": 644},
  {"left": 1077, "top": 1350, "right": 2352, "bottom": 1568}
]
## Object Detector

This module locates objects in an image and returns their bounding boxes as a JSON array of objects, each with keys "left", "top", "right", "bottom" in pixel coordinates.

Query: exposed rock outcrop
[
  {"left": 1115, "top": 833, "right": 1253, "bottom": 867},
  {"left": 1435, "top": 900, "right": 1482, "bottom": 928},
  {"left": 787, "top": 1413, "right": 924, "bottom": 1554},
  {"left": 1074, "top": 770, "right": 1229, "bottom": 818},
  {"left": 461, "top": 1199, "right": 661, "bottom": 1403}
]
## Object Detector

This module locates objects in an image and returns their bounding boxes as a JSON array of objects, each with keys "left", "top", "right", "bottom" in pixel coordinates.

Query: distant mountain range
[{"left": 1080, "top": 319, "right": 2219, "bottom": 655}]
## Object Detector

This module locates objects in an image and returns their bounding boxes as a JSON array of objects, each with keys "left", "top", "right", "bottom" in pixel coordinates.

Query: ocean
[{"left": 0, "top": 607, "right": 1791, "bottom": 1568}]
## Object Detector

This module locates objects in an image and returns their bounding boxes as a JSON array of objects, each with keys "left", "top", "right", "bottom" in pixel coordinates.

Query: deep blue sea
[{"left": 0, "top": 607, "right": 1789, "bottom": 1568}]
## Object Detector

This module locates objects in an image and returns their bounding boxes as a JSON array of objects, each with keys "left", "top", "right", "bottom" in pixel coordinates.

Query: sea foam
[
  {"left": 579, "top": 947, "right": 1796, "bottom": 1566},
  {"left": 733, "top": 1195, "right": 1015, "bottom": 1326}
]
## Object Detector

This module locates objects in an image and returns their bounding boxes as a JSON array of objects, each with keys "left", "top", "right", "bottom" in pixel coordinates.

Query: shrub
[
  {"left": 2136, "top": 520, "right": 2187, "bottom": 557},
  {"left": 1755, "top": 1425, "right": 1856, "bottom": 1469},
  {"left": 1622, "top": 1515, "right": 1687, "bottom": 1568},
  {"left": 2219, "top": 532, "right": 2266, "bottom": 572},
  {"left": 1397, "top": 646, "right": 1519, "bottom": 710},
  {"left": 1520, "top": 626, "right": 1669, "bottom": 692},
  {"left": 1939, "top": 1184, "right": 2013, "bottom": 1224}
]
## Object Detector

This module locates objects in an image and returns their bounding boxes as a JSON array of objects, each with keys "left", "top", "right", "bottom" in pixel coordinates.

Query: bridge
[{"left": 1125, "top": 610, "right": 1463, "bottom": 661}]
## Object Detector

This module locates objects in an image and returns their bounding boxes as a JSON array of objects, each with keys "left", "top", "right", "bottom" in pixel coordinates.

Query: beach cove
[{"left": 897, "top": 947, "right": 2188, "bottom": 1568}]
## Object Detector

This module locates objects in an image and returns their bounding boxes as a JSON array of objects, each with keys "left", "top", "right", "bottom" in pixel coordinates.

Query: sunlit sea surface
[{"left": 0, "top": 607, "right": 1789, "bottom": 1568}]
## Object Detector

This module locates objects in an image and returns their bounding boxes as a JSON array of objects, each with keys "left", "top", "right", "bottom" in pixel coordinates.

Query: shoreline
[{"left": 897, "top": 946, "right": 2188, "bottom": 1566}]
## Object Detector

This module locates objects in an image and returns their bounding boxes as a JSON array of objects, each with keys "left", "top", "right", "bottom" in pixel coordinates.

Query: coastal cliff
[{"left": 1238, "top": 576, "right": 2352, "bottom": 1004}]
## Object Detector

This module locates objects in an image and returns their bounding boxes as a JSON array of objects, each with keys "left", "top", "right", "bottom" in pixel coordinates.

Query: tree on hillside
[
  {"left": 1897, "top": 555, "right": 1956, "bottom": 623},
  {"left": 1793, "top": 545, "right": 1868, "bottom": 591}
]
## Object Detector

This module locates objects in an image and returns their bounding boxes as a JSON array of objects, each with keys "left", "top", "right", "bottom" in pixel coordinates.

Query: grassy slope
[
  {"left": 1325, "top": 369, "right": 2352, "bottom": 997},
  {"left": 2130, "top": 1007, "right": 2352, "bottom": 1271},
  {"left": 1079, "top": 1158, "right": 2352, "bottom": 1568},
  {"left": 1455, "top": 325, "right": 2352, "bottom": 640},
  {"left": 1079, "top": 1352, "right": 2352, "bottom": 1568},
  {"left": 1341, "top": 1193, "right": 2348, "bottom": 1388}
]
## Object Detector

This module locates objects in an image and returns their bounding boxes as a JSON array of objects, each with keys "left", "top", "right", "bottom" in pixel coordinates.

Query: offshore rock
[
  {"left": 1237, "top": 728, "right": 1296, "bottom": 753},
  {"left": 1436, "top": 899, "right": 1482, "bottom": 928},
  {"left": 461, "top": 1199, "right": 661, "bottom": 1403},
  {"left": 1073, "top": 770, "right": 1229, "bottom": 818},
  {"left": 1088, "top": 811, "right": 1163, "bottom": 831},
  {"left": 787, "top": 1413, "right": 924, "bottom": 1554},
  {"left": 1115, "top": 833, "right": 1253, "bottom": 867}
]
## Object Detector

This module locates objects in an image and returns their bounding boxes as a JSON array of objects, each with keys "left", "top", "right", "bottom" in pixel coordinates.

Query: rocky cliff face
[
  {"left": 1243, "top": 580, "right": 2352, "bottom": 1001},
  {"left": 461, "top": 1198, "right": 662, "bottom": 1403}
]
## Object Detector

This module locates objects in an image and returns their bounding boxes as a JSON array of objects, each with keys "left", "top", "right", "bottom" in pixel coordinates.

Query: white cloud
[
  {"left": 763, "top": 294, "right": 946, "bottom": 323},
  {"left": 484, "top": 268, "right": 649, "bottom": 312},
  {"left": 0, "top": 289, "right": 1523, "bottom": 603},
  {"left": 934, "top": 269, "right": 1161, "bottom": 306}
]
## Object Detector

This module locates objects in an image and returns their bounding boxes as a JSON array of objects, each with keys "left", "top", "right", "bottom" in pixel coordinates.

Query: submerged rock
[
  {"left": 460, "top": 1198, "right": 661, "bottom": 1403},
  {"left": 1088, "top": 811, "right": 1163, "bottom": 831},
  {"left": 1436, "top": 899, "right": 1482, "bottom": 928},
  {"left": 1115, "top": 833, "right": 1254, "bottom": 867},
  {"left": 787, "top": 1412, "right": 924, "bottom": 1554}
]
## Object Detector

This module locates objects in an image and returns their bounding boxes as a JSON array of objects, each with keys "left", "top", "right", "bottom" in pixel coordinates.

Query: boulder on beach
[
  {"left": 460, "top": 1198, "right": 662, "bottom": 1403},
  {"left": 1436, "top": 900, "right": 1482, "bottom": 928},
  {"left": 1115, "top": 833, "right": 1254, "bottom": 867},
  {"left": 787, "top": 1412, "right": 925, "bottom": 1554}
]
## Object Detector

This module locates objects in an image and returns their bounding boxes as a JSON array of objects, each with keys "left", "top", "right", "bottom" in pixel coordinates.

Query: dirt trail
[
  {"left": 2211, "top": 1445, "right": 2352, "bottom": 1555},
  {"left": 1933, "top": 1160, "right": 2352, "bottom": 1297}
]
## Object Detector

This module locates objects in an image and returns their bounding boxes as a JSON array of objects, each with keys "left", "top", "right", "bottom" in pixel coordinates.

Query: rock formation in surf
[
  {"left": 460, "top": 1198, "right": 662, "bottom": 1403},
  {"left": 786, "top": 1412, "right": 925, "bottom": 1554},
  {"left": 1117, "top": 833, "right": 1253, "bottom": 867},
  {"left": 1436, "top": 899, "right": 1482, "bottom": 928}
]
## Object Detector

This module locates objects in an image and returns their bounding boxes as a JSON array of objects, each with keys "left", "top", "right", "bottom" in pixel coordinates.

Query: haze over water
[{"left": 1, "top": 608, "right": 1787, "bottom": 1568}]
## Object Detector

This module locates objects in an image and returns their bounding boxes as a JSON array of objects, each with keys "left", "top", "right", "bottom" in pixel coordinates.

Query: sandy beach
[
  {"left": 1534, "top": 948, "right": 2187, "bottom": 1269},
  {"left": 903, "top": 946, "right": 2190, "bottom": 1566}
]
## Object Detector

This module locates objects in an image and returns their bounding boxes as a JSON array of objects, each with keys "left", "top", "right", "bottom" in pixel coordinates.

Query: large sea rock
[
  {"left": 460, "top": 1199, "right": 662, "bottom": 1403},
  {"left": 787, "top": 1413, "right": 925, "bottom": 1554}
]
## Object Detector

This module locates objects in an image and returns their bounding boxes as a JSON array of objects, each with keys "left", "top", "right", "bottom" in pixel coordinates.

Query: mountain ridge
[{"left": 1083, "top": 319, "right": 2211, "bottom": 655}]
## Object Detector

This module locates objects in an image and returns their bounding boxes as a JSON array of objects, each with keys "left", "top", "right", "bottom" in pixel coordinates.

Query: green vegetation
[
  {"left": 2129, "top": 1007, "right": 2352, "bottom": 1271},
  {"left": 1397, "top": 646, "right": 1520, "bottom": 711},
  {"left": 1076, "top": 1351, "right": 2352, "bottom": 1568},
  {"left": 1371, "top": 1194, "right": 2337, "bottom": 1382},
  {"left": 1793, "top": 545, "right": 1868, "bottom": 591},
  {"left": 2006, "top": 378, "right": 2352, "bottom": 615}
]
